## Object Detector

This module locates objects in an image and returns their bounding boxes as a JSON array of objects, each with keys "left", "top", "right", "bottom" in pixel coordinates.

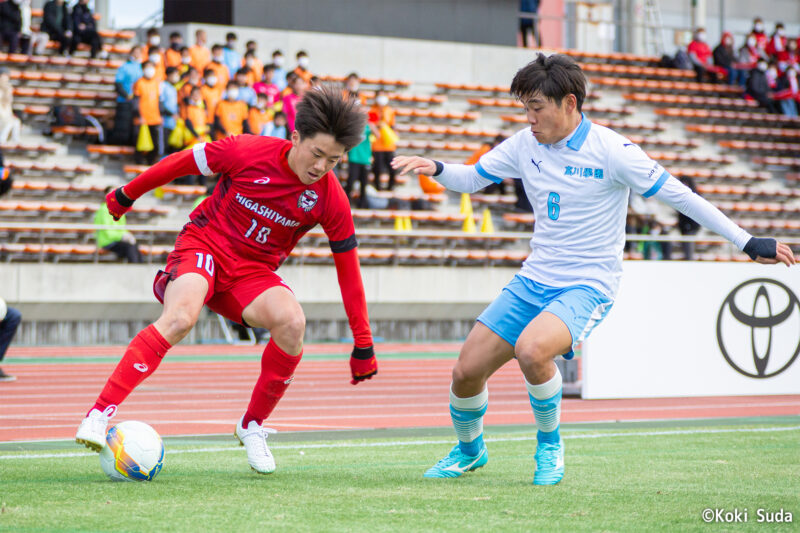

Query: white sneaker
[
  {"left": 234, "top": 416, "right": 276, "bottom": 474},
  {"left": 75, "top": 405, "right": 117, "bottom": 452}
]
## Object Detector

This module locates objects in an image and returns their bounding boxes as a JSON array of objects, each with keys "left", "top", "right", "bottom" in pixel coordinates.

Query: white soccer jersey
[{"left": 476, "top": 115, "right": 670, "bottom": 297}]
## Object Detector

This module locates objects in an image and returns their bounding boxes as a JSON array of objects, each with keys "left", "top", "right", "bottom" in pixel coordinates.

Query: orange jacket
[
  {"left": 200, "top": 84, "right": 224, "bottom": 124},
  {"left": 189, "top": 44, "right": 210, "bottom": 73},
  {"left": 369, "top": 105, "right": 396, "bottom": 152},
  {"left": 214, "top": 99, "right": 248, "bottom": 139},
  {"left": 133, "top": 77, "right": 162, "bottom": 126}
]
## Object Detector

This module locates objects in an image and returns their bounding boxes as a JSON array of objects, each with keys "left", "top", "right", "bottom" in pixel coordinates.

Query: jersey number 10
[{"left": 244, "top": 218, "right": 271, "bottom": 244}]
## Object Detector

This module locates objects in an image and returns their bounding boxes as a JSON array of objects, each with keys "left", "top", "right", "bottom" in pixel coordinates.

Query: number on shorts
[
  {"left": 547, "top": 192, "right": 560, "bottom": 221},
  {"left": 244, "top": 218, "right": 270, "bottom": 245},
  {"left": 194, "top": 252, "right": 214, "bottom": 276}
]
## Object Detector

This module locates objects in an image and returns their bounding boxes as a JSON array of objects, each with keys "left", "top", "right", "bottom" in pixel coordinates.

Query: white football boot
[
  {"left": 234, "top": 416, "right": 277, "bottom": 474},
  {"left": 75, "top": 405, "right": 117, "bottom": 452}
]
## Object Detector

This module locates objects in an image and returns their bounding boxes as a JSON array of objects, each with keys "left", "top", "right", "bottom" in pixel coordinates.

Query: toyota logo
[{"left": 716, "top": 278, "right": 800, "bottom": 378}]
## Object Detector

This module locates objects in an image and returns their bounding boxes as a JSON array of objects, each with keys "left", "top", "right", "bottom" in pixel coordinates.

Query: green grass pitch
[{"left": 0, "top": 419, "right": 798, "bottom": 532}]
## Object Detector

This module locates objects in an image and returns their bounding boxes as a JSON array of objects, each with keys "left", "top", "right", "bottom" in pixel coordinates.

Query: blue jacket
[
  {"left": 159, "top": 82, "right": 178, "bottom": 130},
  {"left": 115, "top": 60, "right": 143, "bottom": 103},
  {"left": 222, "top": 47, "right": 241, "bottom": 79}
]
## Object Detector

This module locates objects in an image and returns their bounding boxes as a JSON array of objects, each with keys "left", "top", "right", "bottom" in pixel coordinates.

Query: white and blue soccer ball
[{"left": 99, "top": 421, "right": 164, "bottom": 482}]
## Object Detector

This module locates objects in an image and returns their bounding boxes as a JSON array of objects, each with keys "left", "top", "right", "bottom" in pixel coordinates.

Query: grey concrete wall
[
  {"left": 230, "top": 0, "right": 518, "bottom": 46},
  {"left": 0, "top": 263, "right": 518, "bottom": 322}
]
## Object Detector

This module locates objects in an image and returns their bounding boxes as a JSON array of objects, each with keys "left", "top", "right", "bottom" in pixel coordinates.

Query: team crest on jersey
[{"left": 298, "top": 189, "right": 319, "bottom": 211}]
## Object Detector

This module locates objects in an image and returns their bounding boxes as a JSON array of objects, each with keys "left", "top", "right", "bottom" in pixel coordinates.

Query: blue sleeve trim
[
  {"left": 642, "top": 170, "right": 670, "bottom": 198},
  {"left": 474, "top": 161, "right": 503, "bottom": 184}
]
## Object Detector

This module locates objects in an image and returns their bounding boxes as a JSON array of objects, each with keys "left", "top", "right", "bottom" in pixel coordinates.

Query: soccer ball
[{"left": 99, "top": 421, "right": 164, "bottom": 482}]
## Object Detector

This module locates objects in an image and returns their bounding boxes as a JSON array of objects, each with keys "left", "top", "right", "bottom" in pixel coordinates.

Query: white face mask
[
  {"left": 376, "top": 95, "right": 389, "bottom": 106},
  {"left": 143, "top": 67, "right": 156, "bottom": 79},
  {"left": 257, "top": 101, "right": 266, "bottom": 110},
  {"left": 227, "top": 41, "right": 236, "bottom": 48},
  {"left": 181, "top": 56, "right": 191, "bottom": 64},
  {"left": 246, "top": 58, "right": 254, "bottom": 67},
  {"left": 757, "top": 62, "right": 768, "bottom": 72},
  {"left": 227, "top": 89, "right": 239, "bottom": 100},
  {"left": 777, "top": 29, "right": 785, "bottom": 37},
  {"left": 205, "top": 76, "right": 217, "bottom": 87},
  {"left": 754, "top": 22, "right": 764, "bottom": 32},
  {"left": 150, "top": 53, "right": 161, "bottom": 64},
  {"left": 213, "top": 55, "right": 223, "bottom": 63},
  {"left": 696, "top": 32, "right": 706, "bottom": 42},
  {"left": 273, "top": 55, "right": 284, "bottom": 67},
  {"left": 298, "top": 57, "right": 310, "bottom": 69},
  {"left": 747, "top": 37, "right": 757, "bottom": 47},
  {"left": 149, "top": 36, "right": 160, "bottom": 46}
]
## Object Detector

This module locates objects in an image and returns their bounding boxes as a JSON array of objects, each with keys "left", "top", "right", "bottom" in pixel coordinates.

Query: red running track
[{"left": 1, "top": 356, "right": 799, "bottom": 443}]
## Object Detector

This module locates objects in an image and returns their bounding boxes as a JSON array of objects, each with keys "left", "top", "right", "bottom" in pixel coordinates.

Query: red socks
[
  {"left": 242, "top": 339, "right": 302, "bottom": 428},
  {"left": 90, "top": 325, "right": 172, "bottom": 415}
]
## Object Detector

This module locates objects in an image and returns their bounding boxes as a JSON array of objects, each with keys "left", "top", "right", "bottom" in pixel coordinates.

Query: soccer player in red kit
[{"left": 75, "top": 86, "right": 378, "bottom": 474}]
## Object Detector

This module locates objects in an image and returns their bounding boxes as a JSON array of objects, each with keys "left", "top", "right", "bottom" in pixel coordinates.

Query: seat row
[
  {"left": 590, "top": 76, "right": 742, "bottom": 95},
  {"left": 657, "top": 107, "right": 800, "bottom": 127},
  {"left": 623, "top": 92, "right": 759, "bottom": 111},
  {"left": 718, "top": 140, "right": 800, "bottom": 155},
  {"left": 686, "top": 123, "right": 800, "bottom": 141},
  {"left": 0, "top": 52, "right": 121, "bottom": 70}
]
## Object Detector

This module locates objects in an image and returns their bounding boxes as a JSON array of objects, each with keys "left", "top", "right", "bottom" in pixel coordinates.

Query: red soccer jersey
[{"left": 189, "top": 135, "right": 355, "bottom": 270}]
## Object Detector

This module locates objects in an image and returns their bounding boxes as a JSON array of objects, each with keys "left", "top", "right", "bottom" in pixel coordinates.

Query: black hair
[
  {"left": 226, "top": 32, "right": 237, "bottom": 41},
  {"left": 165, "top": 66, "right": 178, "bottom": 76},
  {"left": 169, "top": 32, "right": 181, "bottom": 40},
  {"left": 294, "top": 86, "right": 367, "bottom": 150},
  {"left": 510, "top": 53, "right": 586, "bottom": 112}
]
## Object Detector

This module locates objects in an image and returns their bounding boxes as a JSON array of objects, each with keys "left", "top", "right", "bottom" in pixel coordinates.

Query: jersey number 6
[{"left": 547, "top": 192, "right": 560, "bottom": 221}]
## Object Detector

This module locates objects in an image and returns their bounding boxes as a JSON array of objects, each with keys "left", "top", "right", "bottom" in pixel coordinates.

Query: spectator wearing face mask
[
  {"left": 714, "top": 32, "right": 744, "bottom": 86},
  {"left": 234, "top": 68, "right": 257, "bottom": 107},
  {"left": 181, "top": 85, "right": 210, "bottom": 147},
  {"left": 293, "top": 50, "right": 313, "bottom": 83},
  {"left": 747, "top": 59, "right": 780, "bottom": 113},
  {"left": 206, "top": 44, "right": 230, "bottom": 89},
  {"left": 189, "top": 29, "right": 210, "bottom": 73},
  {"left": 369, "top": 90, "right": 398, "bottom": 191},
  {"left": 178, "top": 67, "right": 200, "bottom": 108},
  {"left": 111, "top": 45, "right": 143, "bottom": 145},
  {"left": 751, "top": 17, "right": 768, "bottom": 49},
  {"left": 281, "top": 72, "right": 307, "bottom": 132},
  {"left": 735, "top": 33, "right": 767, "bottom": 81},
  {"left": 243, "top": 42, "right": 263, "bottom": 82},
  {"left": 248, "top": 92, "right": 273, "bottom": 138},
  {"left": 773, "top": 66, "right": 799, "bottom": 117},
  {"left": 765, "top": 23, "right": 788, "bottom": 64},
  {"left": 133, "top": 60, "right": 163, "bottom": 163},
  {"left": 213, "top": 81, "right": 249, "bottom": 140},
  {"left": 70, "top": 0, "right": 101, "bottom": 58},
  {"left": 147, "top": 45, "right": 166, "bottom": 82},
  {"left": 200, "top": 67, "right": 224, "bottom": 126},
  {"left": 254, "top": 64, "right": 280, "bottom": 106},
  {"left": 145, "top": 28, "right": 162, "bottom": 55},
  {"left": 271, "top": 49, "right": 288, "bottom": 91},
  {"left": 687, "top": 28, "right": 725, "bottom": 83},
  {"left": 165, "top": 32, "right": 184, "bottom": 69},
  {"left": 222, "top": 32, "right": 241, "bottom": 79},
  {"left": 261, "top": 110, "right": 287, "bottom": 139}
]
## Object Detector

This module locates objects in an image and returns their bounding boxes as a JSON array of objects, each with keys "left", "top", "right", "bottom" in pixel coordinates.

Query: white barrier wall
[{"left": 584, "top": 262, "right": 800, "bottom": 399}]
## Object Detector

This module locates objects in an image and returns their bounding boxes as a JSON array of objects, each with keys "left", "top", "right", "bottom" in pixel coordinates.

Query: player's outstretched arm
[
  {"left": 652, "top": 176, "right": 796, "bottom": 267},
  {"left": 391, "top": 156, "right": 496, "bottom": 193},
  {"left": 332, "top": 249, "right": 378, "bottom": 385},
  {"left": 106, "top": 149, "right": 202, "bottom": 220}
]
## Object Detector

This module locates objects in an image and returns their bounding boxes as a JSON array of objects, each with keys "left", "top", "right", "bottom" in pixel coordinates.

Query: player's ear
[{"left": 290, "top": 129, "right": 300, "bottom": 147}]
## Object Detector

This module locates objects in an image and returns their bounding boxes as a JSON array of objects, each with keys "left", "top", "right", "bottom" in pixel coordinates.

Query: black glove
[{"left": 743, "top": 237, "right": 777, "bottom": 261}]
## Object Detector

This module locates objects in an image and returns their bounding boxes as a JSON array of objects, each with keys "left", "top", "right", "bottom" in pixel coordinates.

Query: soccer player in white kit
[{"left": 392, "top": 53, "right": 796, "bottom": 485}]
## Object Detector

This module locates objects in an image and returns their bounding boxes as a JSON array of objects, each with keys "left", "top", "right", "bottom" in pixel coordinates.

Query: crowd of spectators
[
  {"left": 684, "top": 18, "right": 799, "bottom": 116},
  {"left": 112, "top": 28, "right": 401, "bottom": 201}
]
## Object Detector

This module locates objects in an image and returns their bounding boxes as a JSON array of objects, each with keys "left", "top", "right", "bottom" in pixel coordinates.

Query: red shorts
[{"left": 153, "top": 223, "right": 291, "bottom": 325}]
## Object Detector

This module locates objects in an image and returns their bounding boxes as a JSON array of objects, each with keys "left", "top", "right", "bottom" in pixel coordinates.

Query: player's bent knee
[
  {"left": 515, "top": 337, "right": 551, "bottom": 367},
  {"left": 270, "top": 310, "right": 306, "bottom": 348},
  {"left": 452, "top": 362, "right": 487, "bottom": 390},
  {"left": 161, "top": 309, "right": 198, "bottom": 341}
]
